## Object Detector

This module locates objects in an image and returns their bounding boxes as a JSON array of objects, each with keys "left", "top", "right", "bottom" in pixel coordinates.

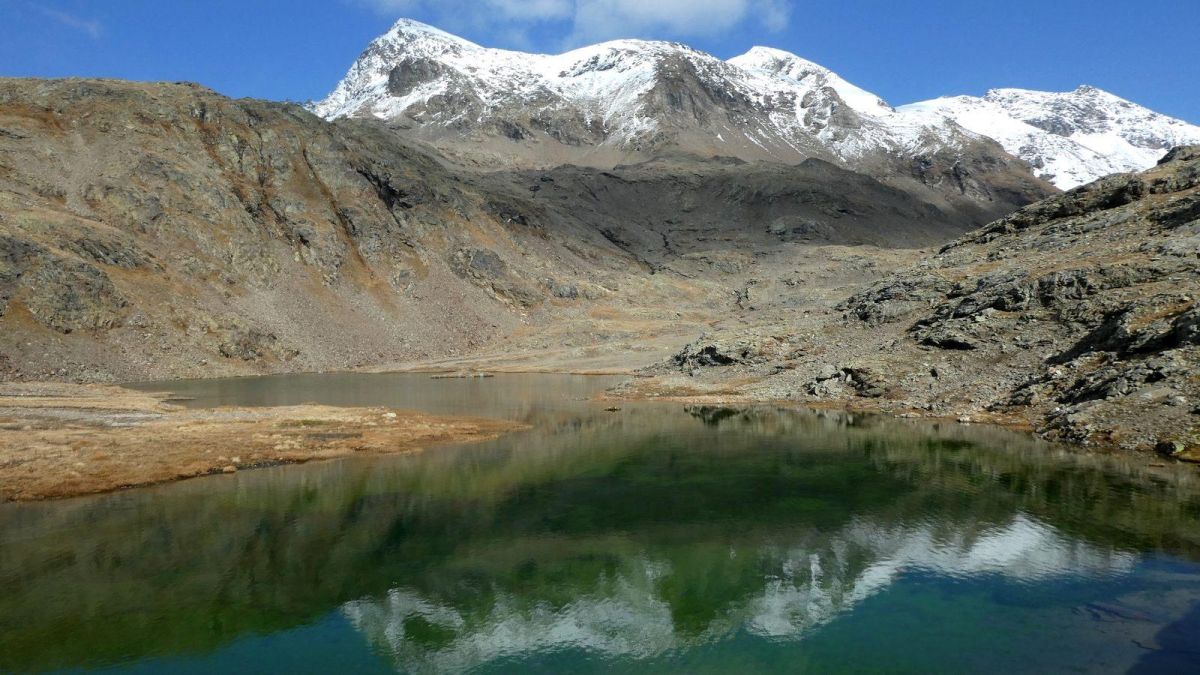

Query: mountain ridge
[
  {"left": 904, "top": 86, "right": 1200, "bottom": 188},
  {"left": 311, "top": 18, "right": 1003, "bottom": 168},
  {"left": 313, "top": 18, "right": 1199, "bottom": 191}
]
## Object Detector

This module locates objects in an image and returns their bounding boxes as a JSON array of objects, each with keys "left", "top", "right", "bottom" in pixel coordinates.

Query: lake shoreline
[
  {"left": 604, "top": 379, "right": 1200, "bottom": 466},
  {"left": 0, "top": 382, "right": 525, "bottom": 502},
  {"left": 5, "top": 358, "right": 1197, "bottom": 504}
]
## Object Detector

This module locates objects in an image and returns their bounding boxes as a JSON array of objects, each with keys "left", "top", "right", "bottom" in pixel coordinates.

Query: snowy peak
[
  {"left": 903, "top": 86, "right": 1200, "bottom": 188},
  {"left": 728, "top": 47, "right": 894, "bottom": 118},
  {"left": 381, "top": 18, "right": 478, "bottom": 48},
  {"left": 983, "top": 85, "right": 1182, "bottom": 141},
  {"left": 728, "top": 46, "right": 833, "bottom": 82},
  {"left": 313, "top": 20, "right": 984, "bottom": 170},
  {"left": 312, "top": 19, "right": 1195, "bottom": 194},
  {"left": 313, "top": 19, "right": 718, "bottom": 143}
]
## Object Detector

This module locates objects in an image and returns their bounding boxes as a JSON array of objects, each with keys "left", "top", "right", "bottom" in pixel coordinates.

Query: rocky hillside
[
  {"left": 0, "top": 78, "right": 1022, "bottom": 382},
  {"left": 637, "top": 146, "right": 1200, "bottom": 459}
]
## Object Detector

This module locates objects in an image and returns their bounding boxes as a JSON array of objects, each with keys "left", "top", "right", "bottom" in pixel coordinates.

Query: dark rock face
[
  {"left": 1060, "top": 299, "right": 1200, "bottom": 360},
  {"left": 24, "top": 259, "right": 127, "bottom": 333},
  {"left": 218, "top": 329, "right": 283, "bottom": 362},
  {"left": 0, "top": 235, "right": 127, "bottom": 332},
  {"left": 1159, "top": 146, "right": 1200, "bottom": 165},
  {"left": 672, "top": 335, "right": 802, "bottom": 371},
  {"left": 835, "top": 145, "right": 1200, "bottom": 454},
  {"left": 449, "top": 248, "right": 540, "bottom": 307},
  {"left": 673, "top": 341, "right": 748, "bottom": 368},
  {"left": 386, "top": 58, "right": 453, "bottom": 97},
  {"left": 482, "top": 156, "right": 1029, "bottom": 274},
  {"left": 641, "top": 54, "right": 759, "bottom": 126},
  {"left": 839, "top": 274, "right": 950, "bottom": 325}
]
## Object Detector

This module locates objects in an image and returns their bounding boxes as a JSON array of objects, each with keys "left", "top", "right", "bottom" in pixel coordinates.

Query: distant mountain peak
[
  {"left": 905, "top": 85, "right": 1200, "bottom": 188},
  {"left": 314, "top": 20, "right": 975, "bottom": 170},
  {"left": 733, "top": 45, "right": 825, "bottom": 69},
  {"left": 384, "top": 17, "right": 466, "bottom": 40},
  {"left": 728, "top": 46, "right": 893, "bottom": 117},
  {"left": 313, "top": 20, "right": 1194, "bottom": 191}
]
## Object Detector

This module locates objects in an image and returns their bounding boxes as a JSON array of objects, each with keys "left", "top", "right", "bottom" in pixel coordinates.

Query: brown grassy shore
[{"left": 0, "top": 382, "right": 523, "bottom": 501}]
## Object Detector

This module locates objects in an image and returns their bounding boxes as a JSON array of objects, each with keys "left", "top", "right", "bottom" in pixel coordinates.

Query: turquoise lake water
[{"left": 2, "top": 373, "right": 1199, "bottom": 673}]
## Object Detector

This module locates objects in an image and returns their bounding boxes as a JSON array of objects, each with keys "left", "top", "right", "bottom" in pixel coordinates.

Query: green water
[{"left": 3, "top": 374, "right": 1200, "bottom": 673}]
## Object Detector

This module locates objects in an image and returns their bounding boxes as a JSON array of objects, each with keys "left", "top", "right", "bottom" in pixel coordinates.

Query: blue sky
[{"left": 2, "top": 0, "right": 1197, "bottom": 121}]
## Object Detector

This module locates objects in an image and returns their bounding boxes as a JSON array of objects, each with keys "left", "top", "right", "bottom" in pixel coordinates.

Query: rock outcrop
[{"left": 643, "top": 146, "right": 1200, "bottom": 459}]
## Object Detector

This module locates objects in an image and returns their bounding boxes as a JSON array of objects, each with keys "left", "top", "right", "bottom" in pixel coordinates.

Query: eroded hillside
[
  {"left": 632, "top": 146, "right": 1200, "bottom": 458},
  {"left": 0, "top": 78, "right": 1021, "bottom": 381}
]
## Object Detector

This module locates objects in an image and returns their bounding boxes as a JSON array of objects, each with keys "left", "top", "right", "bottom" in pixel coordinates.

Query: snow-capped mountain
[
  {"left": 313, "top": 18, "right": 1196, "bottom": 197},
  {"left": 313, "top": 19, "right": 1003, "bottom": 172},
  {"left": 902, "top": 87, "right": 1200, "bottom": 189}
]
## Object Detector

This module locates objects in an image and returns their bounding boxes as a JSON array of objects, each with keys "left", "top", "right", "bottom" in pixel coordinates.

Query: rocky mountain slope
[
  {"left": 904, "top": 87, "right": 1200, "bottom": 189},
  {"left": 0, "top": 78, "right": 1021, "bottom": 382},
  {"left": 634, "top": 146, "right": 1200, "bottom": 459},
  {"left": 312, "top": 19, "right": 1051, "bottom": 215},
  {"left": 3, "top": 76, "right": 1196, "bottom": 460}
]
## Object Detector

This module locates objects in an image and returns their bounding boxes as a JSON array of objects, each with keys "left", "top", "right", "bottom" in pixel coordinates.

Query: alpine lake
[{"left": 2, "top": 373, "right": 1199, "bottom": 673}]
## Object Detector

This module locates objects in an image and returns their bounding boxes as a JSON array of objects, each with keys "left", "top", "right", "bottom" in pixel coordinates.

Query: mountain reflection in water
[
  {"left": 2, "top": 375, "right": 1200, "bottom": 673},
  {"left": 344, "top": 514, "right": 1135, "bottom": 673}
]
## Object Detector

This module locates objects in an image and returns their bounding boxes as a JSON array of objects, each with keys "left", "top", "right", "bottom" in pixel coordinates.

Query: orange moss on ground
[{"left": 0, "top": 383, "right": 522, "bottom": 501}]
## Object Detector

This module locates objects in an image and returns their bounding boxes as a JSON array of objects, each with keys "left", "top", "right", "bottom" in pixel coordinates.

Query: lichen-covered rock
[
  {"left": 671, "top": 334, "right": 802, "bottom": 370},
  {"left": 218, "top": 329, "right": 278, "bottom": 361},
  {"left": 673, "top": 341, "right": 748, "bottom": 368},
  {"left": 839, "top": 273, "right": 950, "bottom": 325},
  {"left": 0, "top": 235, "right": 127, "bottom": 332}
]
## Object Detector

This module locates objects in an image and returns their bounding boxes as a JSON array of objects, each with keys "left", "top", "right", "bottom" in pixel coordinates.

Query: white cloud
[
  {"left": 352, "top": 0, "right": 791, "bottom": 47},
  {"left": 488, "top": 0, "right": 574, "bottom": 21},
  {"left": 572, "top": 0, "right": 749, "bottom": 41},
  {"left": 756, "top": 0, "right": 791, "bottom": 32},
  {"left": 356, "top": 0, "right": 571, "bottom": 21},
  {"left": 33, "top": 5, "right": 104, "bottom": 39},
  {"left": 568, "top": 0, "right": 794, "bottom": 46}
]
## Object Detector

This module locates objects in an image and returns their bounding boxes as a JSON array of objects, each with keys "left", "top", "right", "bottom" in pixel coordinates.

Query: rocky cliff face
[
  {"left": 640, "top": 146, "right": 1200, "bottom": 458},
  {"left": 0, "top": 78, "right": 1012, "bottom": 382}
]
